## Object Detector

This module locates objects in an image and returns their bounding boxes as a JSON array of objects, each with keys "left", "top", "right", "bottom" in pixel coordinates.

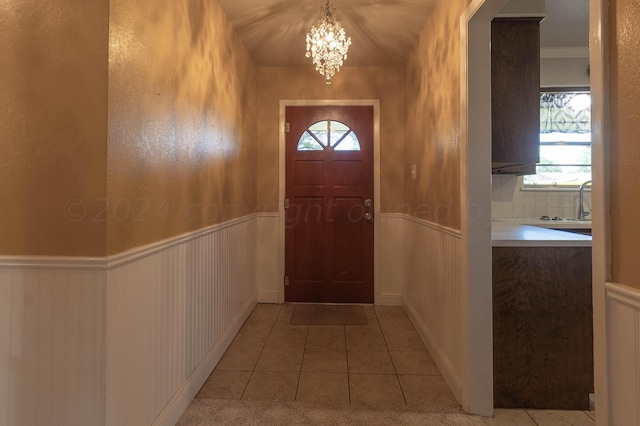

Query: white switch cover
[{"left": 411, "top": 164, "right": 417, "bottom": 180}]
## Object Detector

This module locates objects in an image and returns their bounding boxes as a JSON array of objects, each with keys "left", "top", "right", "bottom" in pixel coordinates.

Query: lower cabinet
[{"left": 492, "top": 246, "right": 593, "bottom": 409}]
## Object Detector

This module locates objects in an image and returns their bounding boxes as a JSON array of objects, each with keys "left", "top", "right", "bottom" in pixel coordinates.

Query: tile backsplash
[{"left": 492, "top": 175, "right": 592, "bottom": 220}]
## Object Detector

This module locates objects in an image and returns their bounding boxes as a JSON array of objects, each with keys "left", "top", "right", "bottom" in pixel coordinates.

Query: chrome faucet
[{"left": 577, "top": 180, "right": 592, "bottom": 220}]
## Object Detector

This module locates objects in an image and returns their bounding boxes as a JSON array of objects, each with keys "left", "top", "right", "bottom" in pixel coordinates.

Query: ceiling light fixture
[{"left": 305, "top": 0, "right": 351, "bottom": 84}]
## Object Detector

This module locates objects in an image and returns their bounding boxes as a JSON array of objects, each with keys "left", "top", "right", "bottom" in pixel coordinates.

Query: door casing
[
  {"left": 461, "top": 0, "right": 608, "bottom": 417},
  {"left": 278, "top": 99, "right": 381, "bottom": 304}
]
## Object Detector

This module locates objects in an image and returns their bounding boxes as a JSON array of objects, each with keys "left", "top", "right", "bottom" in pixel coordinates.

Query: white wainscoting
[
  {"left": 0, "top": 263, "right": 106, "bottom": 426},
  {"left": 256, "top": 213, "right": 280, "bottom": 303},
  {"left": 401, "top": 215, "right": 463, "bottom": 402},
  {"left": 105, "top": 215, "right": 257, "bottom": 426},
  {"left": 0, "top": 215, "right": 258, "bottom": 426},
  {"left": 379, "top": 213, "right": 405, "bottom": 306},
  {"left": 605, "top": 282, "right": 640, "bottom": 426}
]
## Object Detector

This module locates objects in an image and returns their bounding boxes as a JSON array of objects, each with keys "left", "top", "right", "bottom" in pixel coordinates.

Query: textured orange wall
[
  {"left": 256, "top": 66, "right": 405, "bottom": 212},
  {"left": 403, "top": 0, "right": 471, "bottom": 230},
  {"left": 0, "top": 0, "right": 109, "bottom": 256},
  {"left": 107, "top": 0, "right": 258, "bottom": 255},
  {"left": 610, "top": 0, "right": 640, "bottom": 288}
]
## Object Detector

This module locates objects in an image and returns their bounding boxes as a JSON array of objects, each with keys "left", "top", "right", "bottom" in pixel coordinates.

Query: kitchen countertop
[
  {"left": 492, "top": 220, "right": 592, "bottom": 247},
  {"left": 504, "top": 217, "right": 593, "bottom": 230}
]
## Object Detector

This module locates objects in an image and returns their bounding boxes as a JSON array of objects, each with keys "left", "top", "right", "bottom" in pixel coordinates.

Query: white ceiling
[
  {"left": 217, "top": 0, "right": 589, "bottom": 68},
  {"left": 540, "top": 0, "right": 589, "bottom": 48}
]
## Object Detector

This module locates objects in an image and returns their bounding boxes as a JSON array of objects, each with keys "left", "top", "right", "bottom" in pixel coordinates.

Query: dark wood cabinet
[
  {"left": 491, "top": 18, "right": 541, "bottom": 175},
  {"left": 492, "top": 246, "right": 594, "bottom": 409}
]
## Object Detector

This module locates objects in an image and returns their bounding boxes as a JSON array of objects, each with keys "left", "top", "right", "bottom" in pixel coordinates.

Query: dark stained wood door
[{"left": 285, "top": 106, "right": 374, "bottom": 303}]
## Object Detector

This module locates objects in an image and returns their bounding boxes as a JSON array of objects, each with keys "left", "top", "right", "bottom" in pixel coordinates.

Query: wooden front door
[{"left": 285, "top": 106, "right": 374, "bottom": 303}]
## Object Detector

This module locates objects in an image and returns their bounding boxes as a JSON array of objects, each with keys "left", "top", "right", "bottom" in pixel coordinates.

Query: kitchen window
[{"left": 523, "top": 88, "right": 591, "bottom": 188}]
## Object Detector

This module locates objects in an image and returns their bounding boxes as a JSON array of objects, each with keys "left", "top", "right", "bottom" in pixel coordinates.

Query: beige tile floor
[{"left": 194, "top": 304, "right": 595, "bottom": 425}]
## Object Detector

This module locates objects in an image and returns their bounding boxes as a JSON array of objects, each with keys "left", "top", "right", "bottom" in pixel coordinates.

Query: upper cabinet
[{"left": 491, "top": 18, "right": 542, "bottom": 175}]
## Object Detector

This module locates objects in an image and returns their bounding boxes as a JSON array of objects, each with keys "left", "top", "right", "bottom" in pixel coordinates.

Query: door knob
[{"left": 363, "top": 198, "right": 374, "bottom": 222}]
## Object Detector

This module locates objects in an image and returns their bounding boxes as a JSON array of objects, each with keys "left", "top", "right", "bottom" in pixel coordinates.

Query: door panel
[
  {"left": 292, "top": 197, "right": 325, "bottom": 282},
  {"left": 334, "top": 161, "right": 364, "bottom": 186},
  {"left": 294, "top": 161, "right": 324, "bottom": 186},
  {"left": 285, "top": 106, "right": 374, "bottom": 303},
  {"left": 333, "top": 197, "right": 364, "bottom": 282}
]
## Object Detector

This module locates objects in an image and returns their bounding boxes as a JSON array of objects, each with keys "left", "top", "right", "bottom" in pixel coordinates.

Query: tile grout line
[
  {"left": 524, "top": 410, "right": 540, "bottom": 425},
  {"left": 344, "top": 324, "right": 352, "bottom": 404},
  {"left": 386, "top": 329, "right": 408, "bottom": 406},
  {"left": 292, "top": 315, "right": 309, "bottom": 402},
  {"left": 376, "top": 310, "right": 409, "bottom": 406},
  {"left": 239, "top": 305, "right": 281, "bottom": 401}
]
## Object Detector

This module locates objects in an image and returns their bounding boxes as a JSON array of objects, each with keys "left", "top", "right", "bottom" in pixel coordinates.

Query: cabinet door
[{"left": 491, "top": 18, "right": 541, "bottom": 174}]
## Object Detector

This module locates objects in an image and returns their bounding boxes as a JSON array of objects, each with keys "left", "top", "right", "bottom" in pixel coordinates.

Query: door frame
[
  {"left": 589, "top": 0, "right": 610, "bottom": 422},
  {"left": 462, "top": 0, "right": 609, "bottom": 417},
  {"left": 278, "top": 100, "right": 381, "bottom": 304},
  {"left": 460, "top": 0, "right": 510, "bottom": 414}
]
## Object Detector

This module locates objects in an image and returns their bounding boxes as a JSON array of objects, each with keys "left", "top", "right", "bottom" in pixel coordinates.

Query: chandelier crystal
[{"left": 305, "top": 0, "right": 352, "bottom": 84}]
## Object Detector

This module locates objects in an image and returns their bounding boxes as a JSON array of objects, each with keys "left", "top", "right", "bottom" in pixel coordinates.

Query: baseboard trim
[
  {"left": 403, "top": 296, "right": 463, "bottom": 403},
  {"left": 152, "top": 293, "right": 257, "bottom": 426},
  {"left": 379, "top": 293, "right": 403, "bottom": 306},
  {"left": 258, "top": 290, "right": 279, "bottom": 304}
]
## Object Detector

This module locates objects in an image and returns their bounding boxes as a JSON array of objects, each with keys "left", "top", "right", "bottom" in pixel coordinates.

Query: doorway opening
[{"left": 462, "top": 0, "right": 607, "bottom": 417}]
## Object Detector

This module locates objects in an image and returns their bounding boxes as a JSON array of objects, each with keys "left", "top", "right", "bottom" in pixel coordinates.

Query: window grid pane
[
  {"left": 297, "top": 120, "right": 361, "bottom": 152},
  {"left": 334, "top": 132, "right": 361, "bottom": 151},
  {"left": 297, "top": 131, "right": 324, "bottom": 151},
  {"left": 524, "top": 89, "right": 592, "bottom": 187},
  {"left": 540, "top": 92, "right": 591, "bottom": 134}
]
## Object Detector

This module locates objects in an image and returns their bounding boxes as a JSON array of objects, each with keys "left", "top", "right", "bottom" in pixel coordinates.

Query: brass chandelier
[{"left": 305, "top": 0, "right": 352, "bottom": 84}]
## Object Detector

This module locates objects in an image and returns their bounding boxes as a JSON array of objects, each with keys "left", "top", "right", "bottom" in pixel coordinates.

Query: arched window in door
[{"left": 297, "top": 120, "right": 361, "bottom": 151}]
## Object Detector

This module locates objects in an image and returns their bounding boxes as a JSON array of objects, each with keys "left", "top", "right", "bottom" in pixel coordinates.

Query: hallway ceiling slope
[
  {"left": 216, "top": 0, "right": 439, "bottom": 67},
  {"left": 217, "top": 0, "right": 589, "bottom": 68}
]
